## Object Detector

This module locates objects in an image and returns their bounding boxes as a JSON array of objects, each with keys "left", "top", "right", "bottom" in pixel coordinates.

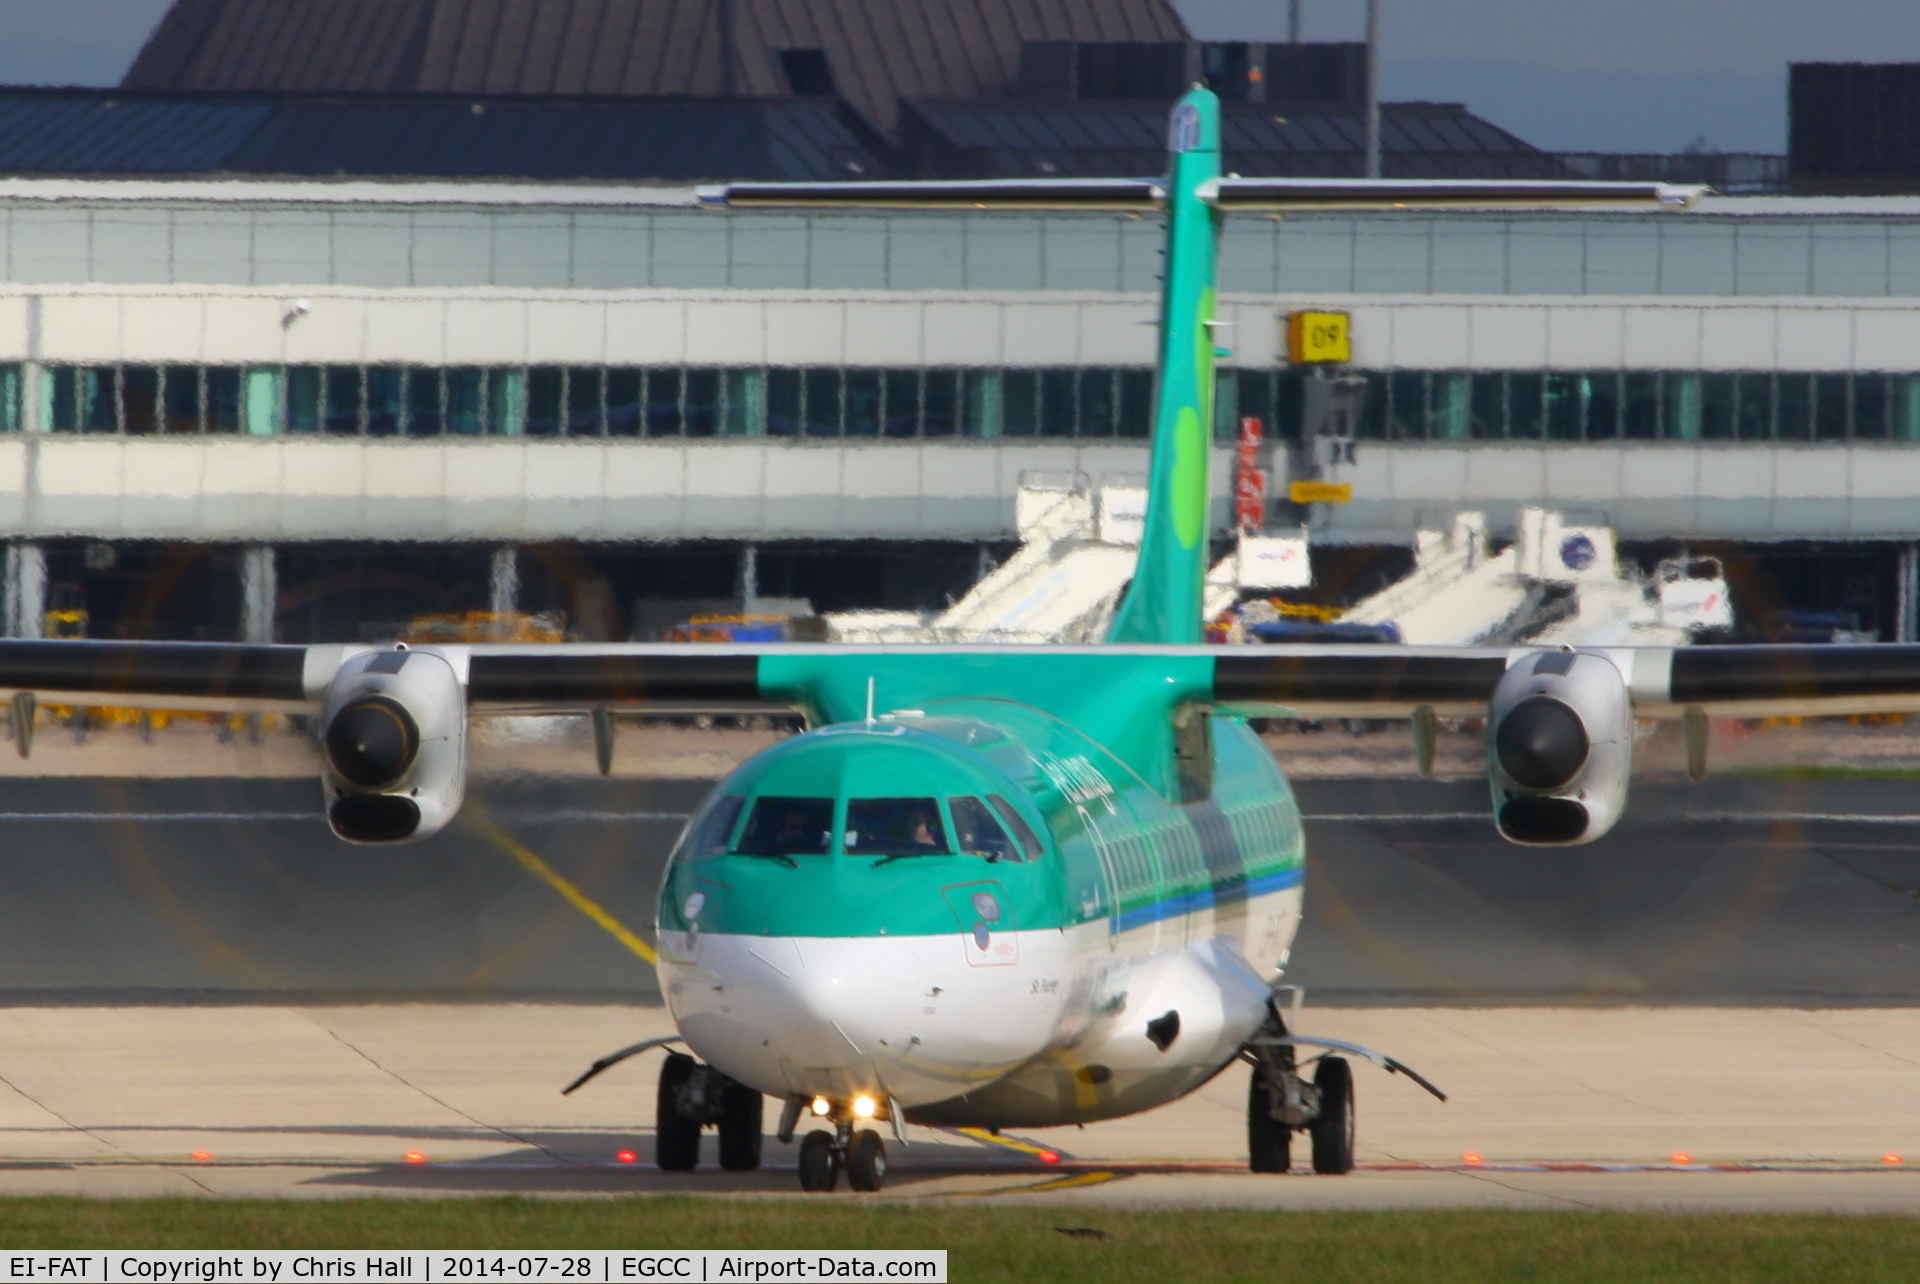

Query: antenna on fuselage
[{"left": 865, "top": 675, "right": 875, "bottom": 727}]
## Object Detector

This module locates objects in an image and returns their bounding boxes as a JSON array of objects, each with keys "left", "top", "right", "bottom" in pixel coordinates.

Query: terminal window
[
  {"left": 1233, "top": 368, "right": 1920, "bottom": 445},
  {"left": 23, "top": 363, "right": 1920, "bottom": 446}
]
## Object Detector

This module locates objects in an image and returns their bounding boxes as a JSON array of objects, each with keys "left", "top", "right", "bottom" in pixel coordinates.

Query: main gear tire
[
  {"left": 1309, "top": 1056, "right": 1355, "bottom": 1175},
  {"left": 1247, "top": 1062, "right": 1293, "bottom": 1174}
]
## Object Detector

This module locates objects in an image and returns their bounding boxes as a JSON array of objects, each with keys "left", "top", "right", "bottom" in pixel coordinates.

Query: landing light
[
  {"left": 853, "top": 1095, "right": 877, "bottom": 1119},
  {"left": 811, "top": 1097, "right": 831, "bottom": 1117}
]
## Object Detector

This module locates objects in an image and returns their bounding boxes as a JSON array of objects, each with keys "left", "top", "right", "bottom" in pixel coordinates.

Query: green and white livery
[
  {"left": 620, "top": 89, "right": 1695, "bottom": 1191},
  {"left": 0, "top": 87, "right": 1900, "bottom": 1197}
]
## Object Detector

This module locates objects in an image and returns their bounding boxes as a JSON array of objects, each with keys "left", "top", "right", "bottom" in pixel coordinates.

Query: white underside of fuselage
[{"left": 660, "top": 885, "right": 1301, "bottom": 1128}]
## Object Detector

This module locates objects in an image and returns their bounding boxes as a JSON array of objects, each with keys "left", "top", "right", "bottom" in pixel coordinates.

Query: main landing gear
[
  {"left": 1246, "top": 1024, "right": 1354, "bottom": 1174},
  {"left": 655, "top": 1052, "right": 764, "bottom": 1172},
  {"left": 1243, "top": 998, "right": 1446, "bottom": 1176},
  {"left": 787, "top": 1098, "right": 889, "bottom": 1193}
]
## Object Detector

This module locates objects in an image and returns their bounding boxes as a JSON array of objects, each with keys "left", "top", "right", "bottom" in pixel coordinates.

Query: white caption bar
[{"left": 0, "top": 1252, "right": 945, "bottom": 1283}]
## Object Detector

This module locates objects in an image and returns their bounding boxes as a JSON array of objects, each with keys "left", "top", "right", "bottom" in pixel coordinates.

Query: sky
[
  {"left": 2, "top": 0, "right": 1918, "bottom": 154},
  {"left": 1178, "top": 0, "right": 1920, "bottom": 152}
]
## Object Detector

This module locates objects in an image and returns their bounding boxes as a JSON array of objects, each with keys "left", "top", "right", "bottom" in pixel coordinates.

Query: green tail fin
[{"left": 1106, "top": 87, "right": 1222, "bottom": 646}]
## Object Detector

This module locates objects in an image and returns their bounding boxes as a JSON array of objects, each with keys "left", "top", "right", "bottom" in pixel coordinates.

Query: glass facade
[
  {"left": 14, "top": 362, "right": 1920, "bottom": 446},
  {"left": 1233, "top": 368, "right": 1920, "bottom": 445},
  {"left": 42, "top": 365, "right": 1156, "bottom": 440}
]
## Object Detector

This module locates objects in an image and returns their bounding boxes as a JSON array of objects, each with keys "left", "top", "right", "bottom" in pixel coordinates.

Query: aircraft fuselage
[{"left": 656, "top": 696, "right": 1304, "bottom": 1128}]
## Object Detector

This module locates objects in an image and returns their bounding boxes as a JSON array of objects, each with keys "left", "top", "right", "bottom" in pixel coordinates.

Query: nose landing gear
[
  {"left": 792, "top": 1106, "right": 890, "bottom": 1193},
  {"left": 655, "top": 1051, "right": 765, "bottom": 1172},
  {"left": 847, "top": 1128, "right": 888, "bottom": 1191},
  {"left": 798, "top": 1130, "right": 840, "bottom": 1191}
]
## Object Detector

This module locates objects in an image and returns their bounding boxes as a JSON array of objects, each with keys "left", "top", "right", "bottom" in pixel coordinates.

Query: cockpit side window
[
  {"left": 844, "top": 797, "right": 948, "bottom": 857},
  {"left": 736, "top": 796, "right": 834, "bottom": 856},
  {"left": 986, "top": 793, "right": 1044, "bottom": 861},
  {"left": 949, "top": 795, "right": 1018, "bottom": 862},
  {"left": 680, "top": 794, "right": 745, "bottom": 860}
]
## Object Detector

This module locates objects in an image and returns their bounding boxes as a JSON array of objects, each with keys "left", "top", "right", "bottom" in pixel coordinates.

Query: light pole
[{"left": 1364, "top": 0, "right": 1381, "bottom": 178}]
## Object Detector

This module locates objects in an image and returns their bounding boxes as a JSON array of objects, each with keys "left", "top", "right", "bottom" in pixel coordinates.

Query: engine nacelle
[
  {"left": 319, "top": 646, "right": 467, "bottom": 843},
  {"left": 1487, "top": 649, "right": 1631, "bottom": 845}
]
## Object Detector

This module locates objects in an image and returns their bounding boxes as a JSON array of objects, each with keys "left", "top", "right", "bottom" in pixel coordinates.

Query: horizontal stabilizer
[
  {"left": 699, "top": 178, "right": 1164, "bottom": 210},
  {"left": 1205, "top": 177, "right": 1705, "bottom": 211}
]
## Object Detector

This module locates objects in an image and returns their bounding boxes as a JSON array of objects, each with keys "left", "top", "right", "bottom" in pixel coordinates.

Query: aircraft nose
[{"left": 778, "top": 938, "right": 925, "bottom": 1069}]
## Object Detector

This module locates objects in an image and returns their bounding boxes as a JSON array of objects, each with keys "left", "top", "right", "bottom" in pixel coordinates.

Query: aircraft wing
[
  {"left": 9, "top": 638, "right": 1920, "bottom": 721},
  {"left": 1211, "top": 644, "right": 1920, "bottom": 719},
  {"left": 1212, "top": 642, "right": 1920, "bottom": 846},
  {"left": 0, "top": 639, "right": 314, "bottom": 713},
  {"left": 0, "top": 640, "right": 777, "bottom": 715},
  {"left": 2, "top": 637, "right": 1917, "bottom": 848}
]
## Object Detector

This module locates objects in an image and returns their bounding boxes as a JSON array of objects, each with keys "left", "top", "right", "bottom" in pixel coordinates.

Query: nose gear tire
[
  {"left": 718, "top": 1081, "right": 764, "bottom": 1171},
  {"left": 1246, "top": 1063, "right": 1292, "bottom": 1174},
  {"left": 655, "top": 1053, "right": 701, "bottom": 1172},
  {"left": 1310, "top": 1056, "right": 1355, "bottom": 1175},
  {"left": 799, "top": 1131, "right": 840, "bottom": 1192},
  {"left": 846, "top": 1130, "right": 887, "bottom": 1192}
]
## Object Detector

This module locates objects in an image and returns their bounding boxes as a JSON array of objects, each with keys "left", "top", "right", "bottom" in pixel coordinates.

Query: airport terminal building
[
  {"left": 0, "top": 182, "right": 1916, "bottom": 642},
  {"left": 0, "top": 0, "right": 1915, "bottom": 643}
]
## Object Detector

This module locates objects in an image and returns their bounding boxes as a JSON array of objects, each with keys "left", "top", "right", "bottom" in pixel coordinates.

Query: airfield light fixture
[{"left": 617, "top": 1150, "right": 637, "bottom": 1164}]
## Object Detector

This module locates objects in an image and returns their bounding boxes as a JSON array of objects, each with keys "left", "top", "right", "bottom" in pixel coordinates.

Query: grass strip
[
  {"left": 1, "top": 1199, "right": 1919, "bottom": 1283},
  {"left": 1731, "top": 765, "right": 1920, "bottom": 780}
]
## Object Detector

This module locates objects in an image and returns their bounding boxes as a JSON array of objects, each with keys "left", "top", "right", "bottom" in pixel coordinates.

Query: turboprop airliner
[{"left": 5, "top": 88, "right": 1918, "bottom": 1193}]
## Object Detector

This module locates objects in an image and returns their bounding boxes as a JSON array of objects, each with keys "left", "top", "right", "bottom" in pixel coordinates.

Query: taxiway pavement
[
  {"left": 0, "top": 1003, "right": 1912, "bottom": 1209},
  {"left": 0, "top": 772, "right": 1913, "bottom": 1207}
]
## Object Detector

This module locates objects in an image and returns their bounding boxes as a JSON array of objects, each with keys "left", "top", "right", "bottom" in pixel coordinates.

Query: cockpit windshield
[
  {"left": 844, "top": 797, "right": 948, "bottom": 858},
  {"left": 949, "top": 795, "right": 1018, "bottom": 862},
  {"left": 735, "top": 796, "right": 834, "bottom": 856},
  {"left": 678, "top": 794, "right": 744, "bottom": 860}
]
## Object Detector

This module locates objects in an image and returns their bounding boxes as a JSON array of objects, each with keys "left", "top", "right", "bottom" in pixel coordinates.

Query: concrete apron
[{"left": 0, "top": 1004, "right": 1915, "bottom": 1209}]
